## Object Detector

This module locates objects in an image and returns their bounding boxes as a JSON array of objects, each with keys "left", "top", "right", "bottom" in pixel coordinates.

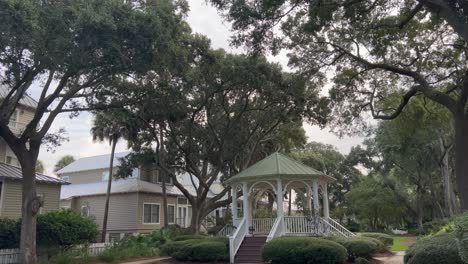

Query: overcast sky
[{"left": 36, "top": 0, "right": 363, "bottom": 175}]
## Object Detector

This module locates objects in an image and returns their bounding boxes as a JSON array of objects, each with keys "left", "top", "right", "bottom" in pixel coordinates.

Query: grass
[{"left": 390, "top": 236, "right": 415, "bottom": 251}]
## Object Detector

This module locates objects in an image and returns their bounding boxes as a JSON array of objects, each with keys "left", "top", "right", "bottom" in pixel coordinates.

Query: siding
[
  {"left": 0, "top": 139, "right": 6, "bottom": 163},
  {"left": 0, "top": 180, "right": 61, "bottom": 219},
  {"left": 137, "top": 193, "right": 178, "bottom": 232},
  {"left": 71, "top": 193, "right": 139, "bottom": 232},
  {"left": 17, "top": 107, "right": 34, "bottom": 126},
  {"left": 60, "top": 168, "right": 122, "bottom": 184}
]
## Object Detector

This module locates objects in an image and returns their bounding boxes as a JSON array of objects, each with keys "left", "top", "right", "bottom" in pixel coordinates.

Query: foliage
[
  {"left": 454, "top": 214, "right": 468, "bottom": 263},
  {"left": 391, "top": 236, "right": 414, "bottom": 251},
  {"left": 329, "top": 236, "right": 380, "bottom": 260},
  {"left": 0, "top": 218, "right": 20, "bottom": 249},
  {"left": 160, "top": 225, "right": 193, "bottom": 238},
  {"left": 172, "top": 235, "right": 207, "bottom": 241},
  {"left": 359, "top": 233, "right": 394, "bottom": 248},
  {"left": 404, "top": 234, "right": 463, "bottom": 264},
  {"left": 54, "top": 156, "right": 75, "bottom": 173},
  {"left": 45, "top": 249, "right": 94, "bottom": 264},
  {"left": 36, "top": 160, "right": 45, "bottom": 174},
  {"left": 346, "top": 177, "right": 405, "bottom": 230},
  {"left": 36, "top": 210, "right": 98, "bottom": 248},
  {"left": 262, "top": 236, "right": 347, "bottom": 264},
  {"left": 161, "top": 238, "right": 228, "bottom": 262},
  {"left": 355, "top": 257, "right": 371, "bottom": 264}
]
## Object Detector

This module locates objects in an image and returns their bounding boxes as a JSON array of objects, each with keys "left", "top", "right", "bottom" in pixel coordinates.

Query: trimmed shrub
[
  {"left": 262, "top": 237, "right": 347, "bottom": 264},
  {"left": 355, "top": 257, "right": 371, "bottom": 264},
  {"left": 161, "top": 239, "right": 228, "bottom": 262},
  {"left": 172, "top": 235, "right": 207, "bottom": 241},
  {"left": 359, "top": 232, "right": 393, "bottom": 247},
  {"left": 404, "top": 233, "right": 463, "bottom": 264},
  {"left": 330, "top": 236, "right": 378, "bottom": 260},
  {"left": 0, "top": 218, "right": 20, "bottom": 249}
]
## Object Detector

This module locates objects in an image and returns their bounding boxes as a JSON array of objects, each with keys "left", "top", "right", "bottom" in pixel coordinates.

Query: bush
[
  {"left": 37, "top": 210, "right": 98, "bottom": 248},
  {"left": 355, "top": 257, "right": 371, "bottom": 264},
  {"left": 45, "top": 250, "right": 95, "bottom": 264},
  {"left": 161, "top": 239, "right": 228, "bottom": 262},
  {"left": 98, "top": 234, "right": 161, "bottom": 262},
  {"left": 359, "top": 233, "right": 393, "bottom": 248},
  {"left": 160, "top": 225, "right": 192, "bottom": 239},
  {"left": 172, "top": 235, "right": 207, "bottom": 241},
  {"left": 329, "top": 236, "right": 379, "bottom": 260},
  {"left": 0, "top": 218, "right": 20, "bottom": 249},
  {"left": 262, "top": 237, "right": 347, "bottom": 264},
  {"left": 404, "top": 233, "right": 463, "bottom": 264}
]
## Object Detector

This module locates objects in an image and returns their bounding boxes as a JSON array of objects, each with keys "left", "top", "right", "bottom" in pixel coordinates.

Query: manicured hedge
[
  {"left": 262, "top": 237, "right": 347, "bottom": 264},
  {"left": 161, "top": 239, "right": 228, "bottom": 262},
  {"left": 172, "top": 235, "right": 207, "bottom": 241},
  {"left": 329, "top": 236, "right": 379, "bottom": 260},
  {"left": 359, "top": 233, "right": 393, "bottom": 247},
  {"left": 0, "top": 218, "right": 20, "bottom": 249},
  {"left": 404, "top": 234, "right": 463, "bottom": 264}
]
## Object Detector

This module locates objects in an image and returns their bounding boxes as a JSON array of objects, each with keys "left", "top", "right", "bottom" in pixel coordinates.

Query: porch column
[
  {"left": 323, "top": 183, "right": 330, "bottom": 219},
  {"left": 312, "top": 180, "right": 319, "bottom": 215},
  {"left": 306, "top": 187, "right": 312, "bottom": 214},
  {"left": 242, "top": 182, "right": 251, "bottom": 231},
  {"left": 231, "top": 186, "right": 238, "bottom": 221},
  {"left": 276, "top": 179, "right": 284, "bottom": 218}
]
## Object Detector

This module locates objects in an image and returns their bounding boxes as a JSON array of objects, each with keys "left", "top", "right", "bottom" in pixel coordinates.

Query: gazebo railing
[
  {"left": 322, "top": 217, "right": 356, "bottom": 237},
  {"left": 252, "top": 218, "right": 276, "bottom": 234},
  {"left": 266, "top": 217, "right": 283, "bottom": 242},
  {"left": 229, "top": 217, "right": 247, "bottom": 264},
  {"left": 284, "top": 216, "right": 328, "bottom": 235}
]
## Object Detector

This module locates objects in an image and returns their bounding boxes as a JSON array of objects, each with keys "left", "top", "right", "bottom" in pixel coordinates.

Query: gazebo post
[
  {"left": 306, "top": 187, "right": 312, "bottom": 214},
  {"left": 276, "top": 178, "right": 284, "bottom": 219},
  {"left": 231, "top": 187, "right": 238, "bottom": 225},
  {"left": 323, "top": 183, "right": 330, "bottom": 219},
  {"left": 312, "top": 180, "right": 319, "bottom": 216},
  {"left": 242, "top": 181, "right": 251, "bottom": 236}
]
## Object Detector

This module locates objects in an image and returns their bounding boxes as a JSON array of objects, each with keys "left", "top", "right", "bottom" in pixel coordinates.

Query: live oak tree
[
  {"left": 212, "top": 0, "right": 468, "bottom": 210},
  {"left": 113, "top": 42, "right": 328, "bottom": 232},
  {"left": 0, "top": 0, "right": 189, "bottom": 262}
]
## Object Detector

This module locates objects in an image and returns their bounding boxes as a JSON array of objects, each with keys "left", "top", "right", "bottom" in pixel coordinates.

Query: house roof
[
  {"left": 0, "top": 162, "right": 68, "bottom": 185},
  {"left": 225, "top": 152, "right": 335, "bottom": 184},
  {"left": 0, "top": 85, "right": 38, "bottom": 109},
  {"left": 60, "top": 177, "right": 184, "bottom": 200},
  {"left": 56, "top": 152, "right": 129, "bottom": 174}
]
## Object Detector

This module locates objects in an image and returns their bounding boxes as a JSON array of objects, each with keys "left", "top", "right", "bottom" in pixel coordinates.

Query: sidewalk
[{"left": 374, "top": 251, "right": 404, "bottom": 264}]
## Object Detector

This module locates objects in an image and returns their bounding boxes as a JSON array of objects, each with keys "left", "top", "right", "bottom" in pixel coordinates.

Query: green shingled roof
[{"left": 226, "top": 152, "right": 335, "bottom": 184}]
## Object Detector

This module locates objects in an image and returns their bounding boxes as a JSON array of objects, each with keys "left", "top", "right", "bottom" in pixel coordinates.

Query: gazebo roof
[{"left": 226, "top": 152, "right": 335, "bottom": 184}]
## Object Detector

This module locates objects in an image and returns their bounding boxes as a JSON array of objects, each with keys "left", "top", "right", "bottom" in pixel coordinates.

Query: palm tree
[{"left": 91, "top": 112, "right": 128, "bottom": 242}]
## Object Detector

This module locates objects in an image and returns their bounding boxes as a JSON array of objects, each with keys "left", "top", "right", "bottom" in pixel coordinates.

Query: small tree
[
  {"left": 54, "top": 156, "right": 75, "bottom": 173},
  {"left": 35, "top": 161, "right": 44, "bottom": 174}
]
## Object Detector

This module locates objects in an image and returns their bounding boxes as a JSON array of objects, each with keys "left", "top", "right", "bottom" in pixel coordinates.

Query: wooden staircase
[{"left": 234, "top": 236, "right": 266, "bottom": 264}]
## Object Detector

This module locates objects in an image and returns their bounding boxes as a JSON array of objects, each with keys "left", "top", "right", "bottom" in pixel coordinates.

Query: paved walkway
[
  {"left": 118, "top": 257, "right": 172, "bottom": 264},
  {"left": 374, "top": 251, "right": 405, "bottom": 264}
]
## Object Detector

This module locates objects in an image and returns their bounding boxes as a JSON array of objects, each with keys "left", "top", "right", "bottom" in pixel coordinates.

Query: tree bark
[
  {"left": 159, "top": 128, "right": 168, "bottom": 228},
  {"left": 190, "top": 205, "right": 202, "bottom": 234},
  {"left": 18, "top": 152, "right": 39, "bottom": 264},
  {"left": 455, "top": 113, "right": 468, "bottom": 211},
  {"left": 101, "top": 139, "right": 117, "bottom": 242},
  {"left": 416, "top": 187, "right": 424, "bottom": 229},
  {"left": 439, "top": 138, "right": 456, "bottom": 216}
]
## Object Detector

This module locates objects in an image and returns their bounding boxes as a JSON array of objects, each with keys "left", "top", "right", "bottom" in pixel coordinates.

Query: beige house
[
  {"left": 0, "top": 85, "right": 68, "bottom": 218},
  {"left": 58, "top": 153, "right": 227, "bottom": 242}
]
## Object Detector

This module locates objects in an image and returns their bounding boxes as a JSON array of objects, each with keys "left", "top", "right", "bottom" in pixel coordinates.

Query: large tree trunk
[
  {"left": 18, "top": 152, "right": 39, "bottom": 264},
  {"left": 439, "top": 138, "right": 456, "bottom": 216},
  {"left": 159, "top": 128, "right": 168, "bottom": 228},
  {"left": 101, "top": 139, "right": 117, "bottom": 242},
  {"left": 416, "top": 187, "right": 424, "bottom": 229},
  {"left": 190, "top": 204, "right": 202, "bottom": 234},
  {"left": 455, "top": 113, "right": 468, "bottom": 211}
]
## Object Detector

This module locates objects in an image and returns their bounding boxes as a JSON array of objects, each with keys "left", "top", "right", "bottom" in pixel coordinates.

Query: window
[
  {"left": 61, "top": 176, "right": 70, "bottom": 182},
  {"left": 143, "top": 203, "right": 160, "bottom": 224},
  {"left": 178, "top": 197, "right": 188, "bottom": 205},
  {"left": 167, "top": 205, "right": 175, "bottom": 224},
  {"left": 81, "top": 205, "right": 90, "bottom": 217},
  {"left": 8, "top": 110, "right": 18, "bottom": 128},
  {"left": 102, "top": 171, "right": 110, "bottom": 181}
]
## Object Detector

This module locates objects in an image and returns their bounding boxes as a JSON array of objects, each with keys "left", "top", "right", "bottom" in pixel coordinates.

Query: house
[
  {"left": 0, "top": 85, "right": 68, "bottom": 218},
  {"left": 57, "top": 152, "right": 227, "bottom": 242},
  {"left": 0, "top": 163, "right": 67, "bottom": 218}
]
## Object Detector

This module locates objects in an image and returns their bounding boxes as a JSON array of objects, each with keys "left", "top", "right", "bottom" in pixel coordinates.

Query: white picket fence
[{"left": 0, "top": 243, "right": 111, "bottom": 264}]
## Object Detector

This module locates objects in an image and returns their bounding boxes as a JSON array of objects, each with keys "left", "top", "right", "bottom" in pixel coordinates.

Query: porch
[{"left": 222, "top": 152, "right": 355, "bottom": 264}]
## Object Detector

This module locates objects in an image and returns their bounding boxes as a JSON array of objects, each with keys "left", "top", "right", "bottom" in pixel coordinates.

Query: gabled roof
[
  {"left": 56, "top": 152, "right": 129, "bottom": 174},
  {"left": 0, "top": 162, "right": 68, "bottom": 185},
  {"left": 60, "top": 177, "right": 183, "bottom": 200},
  {"left": 225, "top": 152, "right": 335, "bottom": 184},
  {"left": 0, "top": 85, "right": 38, "bottom": 109}
]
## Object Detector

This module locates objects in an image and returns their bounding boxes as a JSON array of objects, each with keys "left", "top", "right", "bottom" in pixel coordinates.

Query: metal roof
[
  {"left": 225, "top": 152, "right": 335, "bottom": 184},
  {"left": 0, "top": 162, "right": 68, "bottom": 185},
  {"left": 0, "top": 85, "right": 38, "bottom": 109},
  {"left": 57, "top": 152, "right": 129, "bottom": 174}
]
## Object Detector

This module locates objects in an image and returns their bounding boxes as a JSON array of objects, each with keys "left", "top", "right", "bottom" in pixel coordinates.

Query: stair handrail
[
  {"left": 217, "top": 224, "right": 237, "bottom": 237},
  {"left": 266, "top": 217, "right": 282, "bottom": 242},
  {"left": 321, "top": 217, "right": 356, "bottom": 237},
  {"left": 229, "top": 217, "right": 247, "bottom": 264}
]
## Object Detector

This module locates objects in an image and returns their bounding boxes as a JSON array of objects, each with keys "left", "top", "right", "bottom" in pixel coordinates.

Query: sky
[{"left": 36, "top": 0, "right": 363, "bottom": 176}]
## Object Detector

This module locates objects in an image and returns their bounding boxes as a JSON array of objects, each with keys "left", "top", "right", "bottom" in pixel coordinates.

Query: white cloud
[{"left": 37, "top": 0, "right": 363, "bottom": 175}]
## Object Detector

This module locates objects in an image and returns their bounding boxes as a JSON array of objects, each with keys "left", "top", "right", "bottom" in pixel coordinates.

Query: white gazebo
[{"left": 223, "top": 152, "right": 355, "bottom": 263}]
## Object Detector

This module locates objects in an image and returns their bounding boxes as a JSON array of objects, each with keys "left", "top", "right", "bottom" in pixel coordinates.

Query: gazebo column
[
  {"left": 276, "top": 179, "right": 284, "bottom": 219},
  {"left": 323, "top": 183, "right": 330, "bottom": 219},
  {"left": 312, "top": 180, "right": 319, "bottom": 216},
  {"left": 231, "top": 187, "right": 238, "bottom": 225},
  {"left": 242, "top": 182, "right": 251, "bottom": 234},
  {"left": 306, "top": 187, "right": 312, "bottom": 214}
]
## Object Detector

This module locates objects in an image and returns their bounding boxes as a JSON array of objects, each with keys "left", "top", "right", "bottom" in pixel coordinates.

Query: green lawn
[{"left": 391, "top": 236, "right": 416, "bottom": 251}]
